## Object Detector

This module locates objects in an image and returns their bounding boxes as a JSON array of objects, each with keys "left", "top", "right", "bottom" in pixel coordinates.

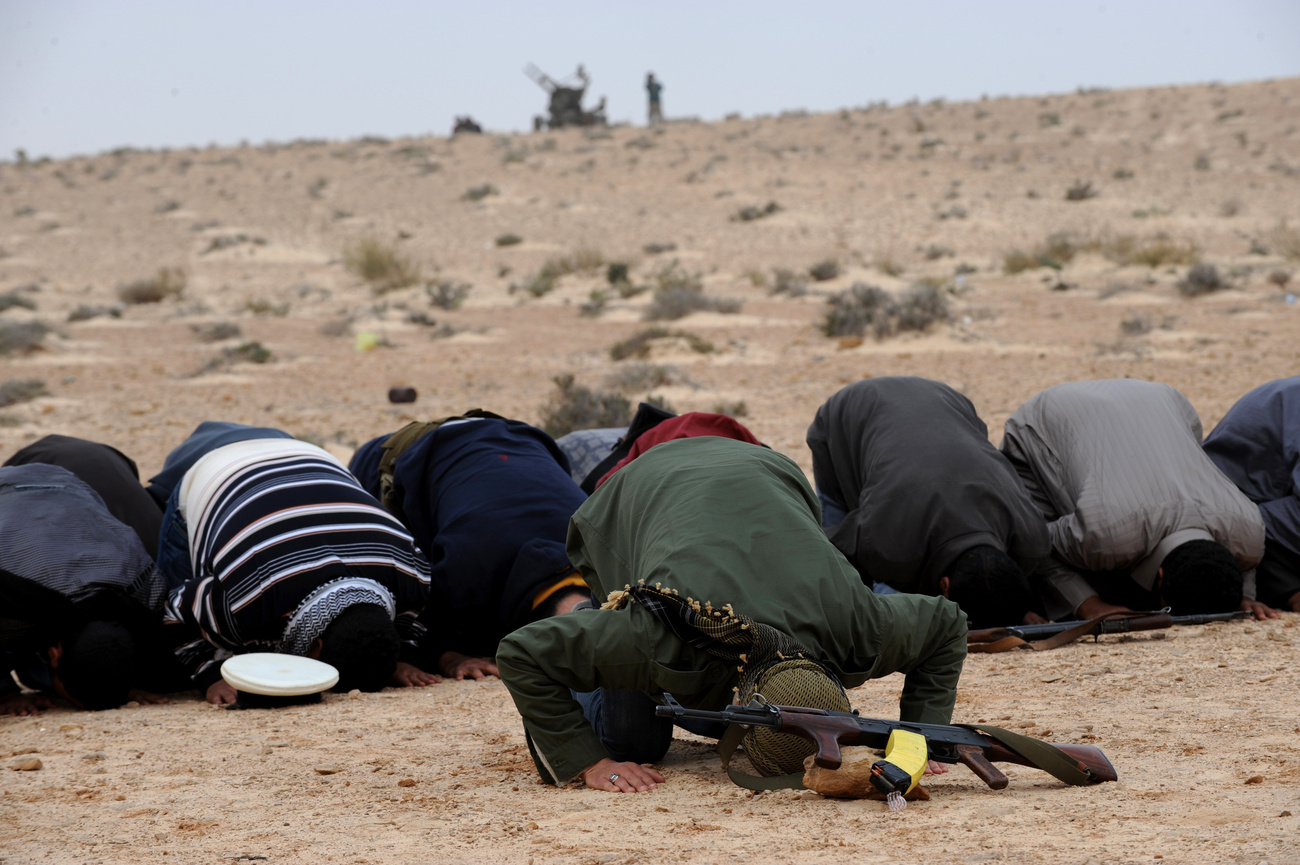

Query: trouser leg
[
  {"left": 572, "top": 687, "right": 674, "bottom": 764},
  {"left": 155, "top": 487, "right": 194, "bottom": 591},
  {"left": 1257, "top": 538, "right": 1300, "bottom": 610}
]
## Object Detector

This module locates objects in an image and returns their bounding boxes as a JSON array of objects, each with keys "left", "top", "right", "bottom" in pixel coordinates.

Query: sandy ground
[{"left": 2, "top": 78, "right": 1299, "bottom": 864}]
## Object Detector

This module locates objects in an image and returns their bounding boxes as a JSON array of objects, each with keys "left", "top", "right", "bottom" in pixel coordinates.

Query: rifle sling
[
  {"left": 956, "top": 724, "right": 1094, "bottom": 786},
  {"left": 717, "top": 724, "right": 806, "bottom": 791},
  {"left": 967, "top": 611, "right": 1158, "bottom": 654}
]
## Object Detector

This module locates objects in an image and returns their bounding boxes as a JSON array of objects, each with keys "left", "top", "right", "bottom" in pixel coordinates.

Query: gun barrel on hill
[{"left": 655, "top": 695, "right": 1117, "bottom": 790}]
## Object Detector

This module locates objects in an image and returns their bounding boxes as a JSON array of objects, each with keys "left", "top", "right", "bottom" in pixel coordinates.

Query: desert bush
[
  {"left": 426, "top": 281, "right": 471, "bottom": 309},
  {"left": 67, "top": 304, "right": 122, "bottom": 322},
  {"left": 1101, "top": 234, "right": 1200, "bottom": 268},
  {"left": 344, "top": 237, "right": 420, "bottom": 291},
  {"left": 1065, "top": 180, "right": 1098, "bottom": 201},
  {"left": 874, "top": 253, "right": 904, "bottom": 277},
  {"left": 923, "top": 245, "right": 955, "bottom": 260},
  {"left": 539, "top": 374, "right": 633, "bottom": 438},
  {"left": 604, "top": 363, "right": 678, "bottom": 392},
  {"left": 520, "top": 270, "right": 556, "bottom": 298},
  {"left": 643, "top": 242, "right": 677, "bottom": 255},
  {"left": 644, "top": 261, "right": 741, "bottom": 321},
  {"left": 0, "top": 378, "right": 47, "bottom": 408},
  {"left": 0, "top": 321, "right": 48, "bottom": 355},
  {"left": 1178, "top": 264, "right": 1229, "bottom": 297},
  {"left": 1271, "top": 221, "right": 1300, "bottom": 262},
  {"left": 228, "top": 341, "right": 272, "bottom": 363},
  {"left": 808, "top": 260, "right": 840, "bottom": 281},
  {"left": 1120, "top": 314, "right": 1154, "bottom": 336},
  {"left": 711, "top": 400, "right": 749, "bottom": 418},
  {"left": 606, "top": 262, "right": 630, "bottom": 285},
  {"left": 824, "top": 284, "right": 896, "bottom": 338},
  {"left": 743, "top": 268, "right": 768, "bottom": 288},
  {"left": 609, "top": 327, "right": 715, "bottom": 361},
  {"left": 770, "top": 269, "right": 808, "bottom": 297},
  {"left": 1113, "top": 168, "right": 1134, "bottom": 180},
  {"left": 118, "top": 268, "right": 186, "bottom": 304},
  {"left": 245, "top": 298, "right": 289, "bottom": 317},
  {"left": 1003, "top": 232, "right": 1080, "bottom": 274},
  {"left": 731, "top": 201, "right": 781, "bottom": 222},
  {"left": 893, "top": 283, "right": 950, "bottom": 333},
  {"left": 495, "top": 233, "right": 523, "bottom": 247},
  {"left": 1267, "top": 270, "right": 1292, "bottom": 289},
  {"left": 191, "top": 321, "right": 241, "bottom": 341},
  {"left": 317, "top": 318, "right": 352, "bottom": 337},
  {"left": 823, "top": 283, "right": 947, "bottom": 339},
  {"left": 462, "top": 184, "right": 498, "bottom": 202},
  {"left": 617, "top": 283, "right": 650, "bottom": 299},
  {"left": 580, "top": 289, "right": 609, "bottom": 317},
  {"left": 0, "top": 291, "right": 36, "bottom": 312}
]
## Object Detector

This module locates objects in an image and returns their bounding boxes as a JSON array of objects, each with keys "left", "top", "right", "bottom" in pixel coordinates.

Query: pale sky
[{"left": 2, "top": 0, "right": 1298, "bottom": 160}]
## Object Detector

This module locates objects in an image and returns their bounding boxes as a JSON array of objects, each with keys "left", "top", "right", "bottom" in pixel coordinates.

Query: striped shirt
[{"left": 163, "top": 440, "right": 430, "bottom": 686}]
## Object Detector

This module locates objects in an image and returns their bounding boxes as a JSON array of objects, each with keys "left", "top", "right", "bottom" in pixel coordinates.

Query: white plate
[{"left": 220, "top": 653, "right": 340, "bottom": 696}]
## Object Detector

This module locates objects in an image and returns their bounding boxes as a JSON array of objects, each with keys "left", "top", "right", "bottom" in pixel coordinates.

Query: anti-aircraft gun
[{"left": 524, "top": 63, "right": 607, "bottom": 131}]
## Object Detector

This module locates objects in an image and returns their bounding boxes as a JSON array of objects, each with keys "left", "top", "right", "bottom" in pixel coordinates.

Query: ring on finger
[{"left": 608, "top": 773, "right": 620, "bottom": 783}]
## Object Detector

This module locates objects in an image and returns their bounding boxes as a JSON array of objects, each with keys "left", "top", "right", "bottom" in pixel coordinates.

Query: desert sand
[{"left": 1, "top": 77, "right": 1299, "bottom": 864}]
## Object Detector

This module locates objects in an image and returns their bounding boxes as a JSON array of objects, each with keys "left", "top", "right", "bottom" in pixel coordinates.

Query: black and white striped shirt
[{"left": 163, "top": 440, "right": 430, "bottom": 686}]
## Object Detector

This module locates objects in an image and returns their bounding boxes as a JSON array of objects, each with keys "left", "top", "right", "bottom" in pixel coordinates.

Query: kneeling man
[{"left": 497, "top": 437, "right": 967, "bottom": 792}]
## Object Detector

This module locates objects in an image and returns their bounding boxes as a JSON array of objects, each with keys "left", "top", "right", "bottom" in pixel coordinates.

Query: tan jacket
[{"left": 1001, "top": 379, "right": 1264, "bottom": 617}]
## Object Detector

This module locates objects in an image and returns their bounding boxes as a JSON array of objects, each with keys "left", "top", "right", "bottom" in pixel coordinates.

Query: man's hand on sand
[
  {"left": 126, "top": 688, "right": 170, "bottom": 706},
  {"left": 1240, "top": 598, "right": 1279, "bottom": 621},
  {"left": 438, "top": 652, "right": 499, "bottom": 681},
  {"left": 0, "top": 691, "right": 55, "bottom": 716},
  {"left": 924, "top": 760, "right": 949, "bottom": 775},
  {"left": 581, "top": 757, "right": 664, "bottom": 793},
  {"left": 390, "top": 661, "right": 442, "bottom": 687},
  {"left": 206, "top": 680, "right": 238, "bottom": 705},
  {"left": 1021, "top": 611, "right": 1049, "bottom": 625}
]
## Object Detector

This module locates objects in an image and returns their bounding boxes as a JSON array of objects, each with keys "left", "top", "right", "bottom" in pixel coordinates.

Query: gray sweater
[
  {"left": 807, "top": 377, "right": 1050, "bottom": 593},
  {"left": 1001, "top": 379, "right": 1264, "bottom": 617}
]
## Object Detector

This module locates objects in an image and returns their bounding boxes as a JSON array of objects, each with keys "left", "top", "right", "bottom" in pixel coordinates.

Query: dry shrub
[
  {"left": 191, "top": 321, "right": 241, "bottom": 342},
  {"left": 607, "top": 262, "right": 630, "bottom": 285},
  {"left": 426, "top": 281, "right": 471, "bottom": 309},
  {"left": 344, "top": 237, "right": 420, "bottom": 291},
  {"left": 0, "top": 291, "right": 36, "bottom": 312},
  {"left": 1102, "top": 234, "right": 1200, "bottom": 268},
  {"left": 1271, "top": 221, "right": 1300, "bottom": 262},
  {"left": 808, "top": 260, "right": 840, "bottom": 281},
  {"left": 644, "top": 261, "right": 741, "bottom": 321},
  {"left": 1267, "top": 270, "right": 1292, "bottom": 289},
  {"left": 118, "top": 268, "right": 186, "bottom": 304},
  {"left": 1065, "top": 180, "right": 1098, "bottom": 201},
  {"left": 731, "top": 202, "right": 781, "bottom": 222},
  {"left": 609, "top": 327, "right": 715, "bottom": 361},
  {"left": 770, "top": 269, "right": 808, "bottom": 297},
  {"left": 462, "top": 184, "right": 498, "bottom": 202},
  {"left": 1003, "top": 232, "right": 1080, "bottom": 274},
  {"left": 495, "top": 233, "right": 523, "bottom": 247},
  {"left": 711, "top": 400, "right": 749, "bottom": 418},
  {"left": 1178, "top": 264, "right": 1229, "bottom": 297},
  {"left": 539, "top": 374, "right": 632, "bottom": 438},
  {"left": 823, "top": 283, "right": 948, "bottom": 339},
  {"left": 0, "top": 378, "right": 47, "bottom": 408},
  {"left": 67, "top": 304, "right": 122, "bottom": 322},
  {"left": 603, "top": 363, "right": 679, "bottom": 392},
  {"left": 0, "top": 321, "right": 48, "bottom": 355},
  {"left": 874, "top": 253, "right": 904, "bottom": 277}
]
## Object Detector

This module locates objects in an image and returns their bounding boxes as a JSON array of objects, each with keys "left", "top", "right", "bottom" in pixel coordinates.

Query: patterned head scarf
[
  {"left": 603, "top": 581, "right": 850, "bottom": 775},
  {"left": 280, "top": 576, "right": 395, "bottom": 656}
]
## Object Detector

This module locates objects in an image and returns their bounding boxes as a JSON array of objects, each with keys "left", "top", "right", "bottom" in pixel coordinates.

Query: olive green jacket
[{"left": 496, "top": 438, "right": 968, "bottom": 785}]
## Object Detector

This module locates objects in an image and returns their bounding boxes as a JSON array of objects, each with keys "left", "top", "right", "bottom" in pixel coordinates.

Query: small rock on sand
[
  {"left": 398, "top": 778, "right": 416, "bottom": 787},
  {"left": 314, "top": 766, "right": 341, "bottom": 775},
  {"left": 10, "top": 757, "right": 42, "bottom": 771},
  {"left": 1245, "top": 775, "right": 1264, "bottom": 784}
]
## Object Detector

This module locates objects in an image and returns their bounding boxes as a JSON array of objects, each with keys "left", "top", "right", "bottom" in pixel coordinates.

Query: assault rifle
[
  {"left": 655, "top": 694, "right": 1117, "bottom": 790},
  {"left": 967, "top": 609, "right": 1250, "bottom": 653}
]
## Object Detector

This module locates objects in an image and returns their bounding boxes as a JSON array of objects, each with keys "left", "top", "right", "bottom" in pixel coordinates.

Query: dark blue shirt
[
  {"left": 390, "top": 418, "right": 587, "bottom": 658},
  {"left": 1203, "top": 376, "right": 1300, "bottom": 556}
]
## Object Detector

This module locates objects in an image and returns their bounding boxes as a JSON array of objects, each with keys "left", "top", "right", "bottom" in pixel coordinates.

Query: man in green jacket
[{"left": 497, "top": 437, "right": 968, "bottom": 793}]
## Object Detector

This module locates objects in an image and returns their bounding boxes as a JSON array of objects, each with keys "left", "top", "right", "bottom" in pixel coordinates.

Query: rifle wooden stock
[{"left": 982, "top": 740, "right": 1118, "bottom": 784}]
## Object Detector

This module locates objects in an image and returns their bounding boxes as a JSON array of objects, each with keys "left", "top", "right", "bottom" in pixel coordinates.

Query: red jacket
[{"left": 594, "top": 413, "right": 762, "bottom": 489}]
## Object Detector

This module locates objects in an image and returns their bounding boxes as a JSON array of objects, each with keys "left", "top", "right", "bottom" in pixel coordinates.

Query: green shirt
[{"left": 497, "top": 437, "right": 967, "bottom": 784}]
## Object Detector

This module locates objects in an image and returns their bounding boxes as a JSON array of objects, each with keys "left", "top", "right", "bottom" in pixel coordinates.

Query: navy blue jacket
[
  {"left": 388, "top": 418, "right": 587, "bottom": 660},
  {"left": 1204, "top": 377, "right": 1300, "bottom": 556}
]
